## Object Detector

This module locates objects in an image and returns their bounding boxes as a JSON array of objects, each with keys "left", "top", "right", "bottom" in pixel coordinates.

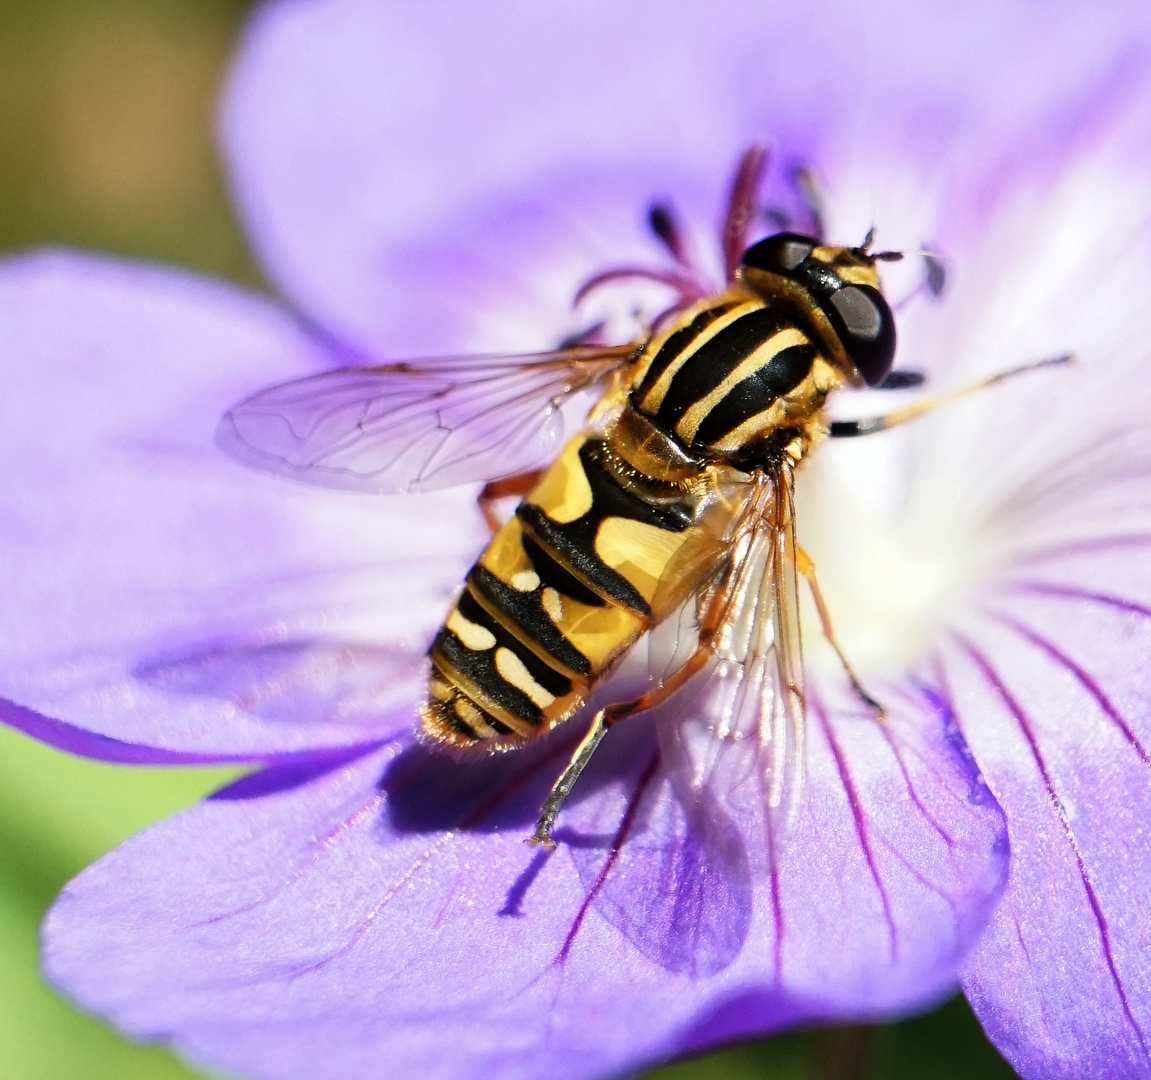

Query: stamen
[
  {"left": 572, "top": 266, "right": 707, "bottom": 308},
  {"left": 891, "top": 250, "right": 948, "bottom": 312},
  {"left": 790, "top": 164, "right": 825, "bottom": 241},
  {"left": 558, "top": 321, "right": 608, "bottom": 348},
  {"left": 924, "top": 252, "right": 946, "bottom": 296},
  {"left": 762, "top": 206, "right": 791, "bottom": 229},
  {"left": 722, "top": 145, "right": 770, "bottom": 282},
  {"left": 647, "top": 202, "right": 693, "bottom": 268}
]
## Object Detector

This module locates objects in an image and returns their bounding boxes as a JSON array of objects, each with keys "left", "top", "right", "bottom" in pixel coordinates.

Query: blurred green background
[{"left": 0, "top": 1, "right": 1020, "bottom": 1078}]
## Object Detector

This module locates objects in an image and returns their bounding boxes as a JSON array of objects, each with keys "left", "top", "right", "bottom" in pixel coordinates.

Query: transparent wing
[
  {"left": 216, "top": 345, "right": 635, "bottom": 493},
  {"left": 652, "top": 463, "right": 807, "bottom": 850},
  {"left": 555, "top": 467, "right": 804, "bottom": 977}
]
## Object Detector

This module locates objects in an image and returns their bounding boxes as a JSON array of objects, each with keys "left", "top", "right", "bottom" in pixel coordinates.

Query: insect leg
[
  {"left": 875, "top": 370, "right": 926, "bottom": 390},
  {"left": 477, "top": 471, "right": 543, "bottom": 533},
  {"left": 526, "top": 640, "right": 718, "bottom": 849},
  {"left": 795, "top": 546, "right": 884, "bottom": 718},
  {"left": 527, "top": 557, "right": 746, "bottom": 849},
  {"left": 829, "top": 354, "right": 1073, "bottom": 438}
]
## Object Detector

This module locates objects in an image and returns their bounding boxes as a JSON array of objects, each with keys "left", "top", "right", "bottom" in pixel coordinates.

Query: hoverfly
[{"left": 219, "top": 148, "right": 1061, "bottom": 849}]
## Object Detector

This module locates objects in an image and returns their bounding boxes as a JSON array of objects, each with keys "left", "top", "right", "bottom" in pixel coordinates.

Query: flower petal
[
  {"left": 0, "top": 251, "right": 482, "bottom": 758},
  {"left": 790, "top": 101, "right": 1151, "bottom": 1077},
  {"left": 945, "top": 573, "right": 1151, "bottom": 1078},
  {"left": 43, "top": 681, "right": 1005, "bottom": 1080},
  {"left": 221, "top": 0, "right": 1148, "bottom": 357}
]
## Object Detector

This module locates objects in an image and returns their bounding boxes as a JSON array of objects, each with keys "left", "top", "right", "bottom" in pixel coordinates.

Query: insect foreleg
[
  {"left": 829, "top": 354, "right": 1072, "bottom": 438},
  {"left": 875, "top": 370, "right": 925, "bottom": 390},
  {"left": 477, "top": 471, "right": 544, "bottom": 533},
  {"left": 795, "top": 546, "right": 884, "bottom": 719}
]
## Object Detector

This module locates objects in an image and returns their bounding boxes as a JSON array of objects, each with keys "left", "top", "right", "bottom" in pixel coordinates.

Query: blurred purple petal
[
  {"left": 0, "top": 252, "right": 482, "bottom": 757},
  {"left": 0, "top": 695, "right": 260, "bottom": 765},
  {"left": 221, "top": 0, "right": 1150, "bottom": 358},
  {"left": 44, "top": 684, "right": 1005, "bottom": 1080}
]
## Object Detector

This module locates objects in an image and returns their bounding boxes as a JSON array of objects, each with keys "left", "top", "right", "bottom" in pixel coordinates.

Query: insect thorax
[{"left": 628, "top": 288, "right": 848, "bottom": 469}]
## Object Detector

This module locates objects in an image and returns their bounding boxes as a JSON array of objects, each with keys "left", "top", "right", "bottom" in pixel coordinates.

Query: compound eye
[
  {"left": 829, "top": 284, "right": 897, "bottom": 386},
  {"left": 740, "top": 232, "right": 818, "bottom": 274}
]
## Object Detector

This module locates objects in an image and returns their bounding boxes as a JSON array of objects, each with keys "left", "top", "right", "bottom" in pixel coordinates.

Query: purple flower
[{"left": 3, "top": 1, "right": 1151, "bottom": 1078}]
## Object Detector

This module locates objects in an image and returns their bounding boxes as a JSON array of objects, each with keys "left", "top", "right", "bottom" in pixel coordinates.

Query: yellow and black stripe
[
  {"left": 422, "top": 432, "right": 701, "bottom": 750},
  {"left": 422, "top": 288, "right": 840, "bottom": 752},
  {"left": 631, "top": 294, "right": 819, "bottom": 460}
]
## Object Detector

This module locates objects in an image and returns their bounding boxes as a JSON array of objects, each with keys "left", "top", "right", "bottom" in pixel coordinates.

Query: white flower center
[{"left": 794, "top": 421, "right": 989, "bottom": 678}]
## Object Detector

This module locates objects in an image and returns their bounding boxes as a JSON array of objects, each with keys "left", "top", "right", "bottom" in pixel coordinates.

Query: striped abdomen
[
  {"left": 631, "top": 292, "right": 823, "bottom": 461},
  {"left": 423, "top": 290, "right": 830, "bottom": 750},
  {"left": 422, "top": 434, "right": 708, "bottom": 749}
]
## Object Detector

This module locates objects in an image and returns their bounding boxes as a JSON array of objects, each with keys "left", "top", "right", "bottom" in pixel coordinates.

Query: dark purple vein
[
  {"left": 872, "top": 691, "right": 957, "bottom": 850},
  {"left": 873, "top": 831, "right": 960, "bottom": 915},
  {"left": 812, "top": 698, "right": 898, "bottom": 964},
  {"left": 762, "top": 781, "right": 785, "bottom": 981},
  {"left": 1015, "top": 533, "right": 1151, "bottom": 566},
  {"left": 769, "top": 857, "right": 785, "bottom": 982},
  {"left": 987, "top": 610, "right": 1151, "bottom": 768},
  {"left": 954, "top": 635, "right": 1150, "bottom": 1060},
  {"left": 556, "top": 751, "right": 661, "bottom": 965},
  {"left": 1005, "top": 579, "right": 1151, "bottom": 621}
]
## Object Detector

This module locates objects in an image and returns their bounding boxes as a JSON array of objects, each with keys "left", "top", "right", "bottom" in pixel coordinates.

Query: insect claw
[
  {"left": 859, "top": 687, "right": 888, "bottom": 722},
  {"left": 526, "top": 829, "right": 557, "bottom": 852}
]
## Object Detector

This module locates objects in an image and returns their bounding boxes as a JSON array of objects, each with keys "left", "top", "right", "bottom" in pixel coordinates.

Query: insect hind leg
[
  {"left": 526, "top": 632, "right": 720, "bottom": 849},
  {"left": 795, "top": 546, "right": 884, "bottom": 719},
  {"left": 478, "top": 470, "right": 543, "bottom": 534},
  {"left": 527, "top": 553, "right": 746, "bottom": 849}
]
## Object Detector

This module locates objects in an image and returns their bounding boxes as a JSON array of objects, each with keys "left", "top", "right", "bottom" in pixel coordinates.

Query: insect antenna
[
  {"left": 852, "top": 227, "right": 904, "bottom": 263},
  {"left": 830, "top": 353, "right": 1074, "bottom": 438}
]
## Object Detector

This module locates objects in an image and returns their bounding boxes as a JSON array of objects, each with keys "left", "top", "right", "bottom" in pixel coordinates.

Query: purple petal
[
  {"left": 946, "top": 577, "right": 1151, "bottom": 1078},
  {"left": 43, "top": 682, "right": 1005, "bottom": 1080},
  {"left": 0, "top": 251, "right": 483, "bottom": 758},
  {"left": 801, "top": 111, "right": 1151, "bottom": 1075},
  {"left": 221, "top": 0, "right": 1149, "bottom": 358}
]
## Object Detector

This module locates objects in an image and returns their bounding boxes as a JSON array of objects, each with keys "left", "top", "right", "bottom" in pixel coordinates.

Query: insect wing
[
  {"left": 217, "top": 346, "right": 634, "bottom": 494},
  {"left": 654, "top": 465, "right": 806, "bottom": 851}
]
